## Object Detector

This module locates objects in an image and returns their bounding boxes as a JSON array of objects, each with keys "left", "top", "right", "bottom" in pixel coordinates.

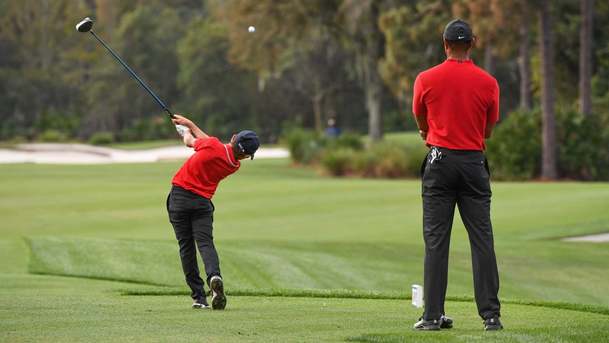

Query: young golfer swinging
[{"left": 167, "top": 114, "right": 259, "bottom": 310}]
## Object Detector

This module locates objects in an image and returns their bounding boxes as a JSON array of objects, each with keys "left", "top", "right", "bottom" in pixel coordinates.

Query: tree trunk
[
  {"left": 366, "top": 60, "right": 383, "bottom": 142},
  {"left": 539, "top": 0, "right": 558, "bottom": 180},
  {"left": 579, "top": 0, "right": 593, "bottom": 116},
  {"left": 312, "top": 77, "right": 324, "bottom": 134},
  {"left": 364, "top": 1, "right": 383, "bottom": 142},
  {"left": 518, "top": 20, "right": 532, "bottom": 110},
  {"left": 483, "top": 43, "right": 495, "bottom": 75}
]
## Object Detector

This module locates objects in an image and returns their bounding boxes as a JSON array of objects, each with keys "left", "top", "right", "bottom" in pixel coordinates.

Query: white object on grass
[
  {"left": 175, "top": 124, "right": 190, "bottom": 137},
  {"left": 412, "top": 284, "right": 424, "bottom": 308},
  {"left": 248, "top": 26, "right": 256, "bottom": 33}
]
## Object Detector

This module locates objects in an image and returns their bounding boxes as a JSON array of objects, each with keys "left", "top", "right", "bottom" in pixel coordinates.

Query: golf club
[{"left": 76, "top": 17, "right": 175, "bottom": 120}]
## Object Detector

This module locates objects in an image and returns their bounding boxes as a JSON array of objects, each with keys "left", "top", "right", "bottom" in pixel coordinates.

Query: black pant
[
  {"left": 167, "top": 185, "right": 221, "bottom": 301},
  {"left": 420, "top": 147, "right": 501, "bottom": 320}
]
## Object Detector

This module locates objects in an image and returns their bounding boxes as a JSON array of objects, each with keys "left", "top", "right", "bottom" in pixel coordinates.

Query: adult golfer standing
[
  {"left": 167, "top": 114, "right": 259, "bottom": 310},
  {"left": 412, "top": 19, "right": 502, "bottom": 331}
]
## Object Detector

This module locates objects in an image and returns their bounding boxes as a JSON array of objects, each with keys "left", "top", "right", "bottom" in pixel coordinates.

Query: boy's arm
[
  {"left": 182, "top": 129, "right": 196, "bottom": 147},
  {"left": 171, "top": 114, "right": 209, "bottom": 139}
]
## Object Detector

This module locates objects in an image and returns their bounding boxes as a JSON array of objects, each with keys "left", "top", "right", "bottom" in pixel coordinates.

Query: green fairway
[
  {"left": 3, "top": 275, "right": 609, "bottom": 343},
  {"left": 1, "top": 159, "right": 609, "bottom": 342}
]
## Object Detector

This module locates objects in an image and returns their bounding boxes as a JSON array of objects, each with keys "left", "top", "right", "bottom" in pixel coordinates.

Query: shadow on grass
[{"left": 29, "top": 270, "right": 168, "bottom": 287}]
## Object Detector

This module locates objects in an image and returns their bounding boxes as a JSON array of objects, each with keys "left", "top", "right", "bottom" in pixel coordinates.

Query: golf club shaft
[{"left": 89, "top": 30, "right": 174, "bottom": 118}]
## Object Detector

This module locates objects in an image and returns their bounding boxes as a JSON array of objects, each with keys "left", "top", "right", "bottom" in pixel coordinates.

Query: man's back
[
  {"left": 412, "top": 19, "right": 503, "bottom": 331},
  {"left": 172, "top": 137, "right": 240, "bottom": 199},
  {"left": 413, "top": 59, "right": 499, "bottom": 151}
]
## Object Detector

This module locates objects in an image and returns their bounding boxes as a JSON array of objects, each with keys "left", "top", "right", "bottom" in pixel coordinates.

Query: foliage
[
  {"left": 356, "top": 142, "right": 426, "bottom": 178},
  {"left": 282, "top": 128, "right": 325, "bottom": 164},
  {"left": 0, "top": 0, "right": 608, "bottom": 177},
  {"left": 379, "top": 2, "right": 450, "bottom": 105},
  {"left": 487, "top": 108, "right": 609, "bottom": 181},
  {"left": 85, "top": 4, "right": 183, "bottom": 136},
  {"left": 176, "top": 18, "right": 257, "bottom": 139},
  {"left": 321, "top": 148, "right": 357, "bottom": 176},
  {"left": 0, "top": 0, "right": 89, "bottom": 140},
  {"left": 34, "top": 110, "right": 80, "bottom": 138},
  {"left": 88, "top": 132, "right": 114, "bottom": 146},
  {"left": 327, "top": 133, "right": 365, "bottom": 151},
  {"left": 118, "top": 115, "right": 174, "bottom": 142},
  {"left": 282, "top": 128, "right": 365, "bottom": 167},
  {"left": 307, "top": 131, "right": 427, "bottom": 178},
  {"left": 283, "top": 127, "right": 426, "bottom": 179},
  {"left": 486, "top": 109, "right": 542, "bottom": 180},
  {"left": 38, "top": 129, "right": 68, "bottom": 143},
  {"left": 556, "top": 110, "right": 609, "bottom": 180}
]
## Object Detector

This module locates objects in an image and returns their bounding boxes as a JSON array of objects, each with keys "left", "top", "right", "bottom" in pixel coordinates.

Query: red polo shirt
[
  {"left": 412, "top": 59, "right": 500, "bottom": 151},
  {"left": 172, "top": 137, "right": 240, "bottom": 199}
]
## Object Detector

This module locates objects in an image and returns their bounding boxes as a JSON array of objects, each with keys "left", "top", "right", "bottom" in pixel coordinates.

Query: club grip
[{"left": 165, "top": 109, "right": 176, "bottom": 119}]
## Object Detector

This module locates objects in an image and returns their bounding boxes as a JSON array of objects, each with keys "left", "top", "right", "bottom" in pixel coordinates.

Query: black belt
[{"left": 430, "top": 146, "right": 483, "bottom": 154}]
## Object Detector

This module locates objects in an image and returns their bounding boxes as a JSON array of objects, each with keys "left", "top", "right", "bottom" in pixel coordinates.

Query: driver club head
[{"left": 76, "top": 17, "right": 93, "bottom": 32}]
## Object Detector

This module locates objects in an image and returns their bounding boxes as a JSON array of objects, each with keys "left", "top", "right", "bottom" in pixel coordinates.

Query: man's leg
[
  {"left": 167, "top": 193, "right": 206, "bottom": 302},
  {"left": 422, "top": 193, "right": 456, "bottom": 320},
  {"left": 457, "top": 156, "right": 501, "bottom": 320},
  {"left": 421, "top": 150, "right": 459, "bottom": 321}
]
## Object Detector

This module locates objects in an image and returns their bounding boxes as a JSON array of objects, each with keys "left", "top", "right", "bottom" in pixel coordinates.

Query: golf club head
[{"left": 76, "top": 17, "right": 93, "bottom": 32}]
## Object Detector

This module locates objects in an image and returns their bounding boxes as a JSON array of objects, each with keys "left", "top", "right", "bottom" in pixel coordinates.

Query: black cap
[
  {"left": 443, "top": 19, "right": 473, "bottom": 42},
  {"left": 235, "top": 130, "right": 260, "bottom": 160}
]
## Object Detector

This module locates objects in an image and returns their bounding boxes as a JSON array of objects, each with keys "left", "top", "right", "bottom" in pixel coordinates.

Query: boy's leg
[
  {"left": 191, "top": 199, "right": 221, "bottom": 283},
  {"left": 167, "top": 192, "right": 205, "bottom": 302},
  {"left": 191, "top": 199, "right": 226, "bottom": 310}
]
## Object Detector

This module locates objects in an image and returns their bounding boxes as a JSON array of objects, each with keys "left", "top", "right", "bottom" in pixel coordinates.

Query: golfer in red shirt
[
  {"left": 412, "top": 19, "right": 502, "bottom": 331},
  {"left": 167, "top": 115, "right": 259, "bottom": 310}
]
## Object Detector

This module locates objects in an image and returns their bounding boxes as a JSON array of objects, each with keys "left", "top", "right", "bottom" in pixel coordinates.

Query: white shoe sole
[{"left": 210, "top": 276, "right": 226, "bottom": 310}]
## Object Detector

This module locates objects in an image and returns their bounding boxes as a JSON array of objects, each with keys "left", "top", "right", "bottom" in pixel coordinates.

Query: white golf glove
[{"left": 175, "top": 124, "right": 190, "bottom": 137}]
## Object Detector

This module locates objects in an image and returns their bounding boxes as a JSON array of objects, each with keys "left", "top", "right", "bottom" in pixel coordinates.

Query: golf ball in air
[{"left": 248, "top": 26, "right": 256, "bottom": 33}]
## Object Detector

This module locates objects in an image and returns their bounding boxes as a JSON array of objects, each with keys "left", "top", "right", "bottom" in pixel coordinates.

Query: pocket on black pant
[
  {"left": 484, "top": 157, "right": 491, "bottom": 178},
  {"left": 420, "top": 152, "right": 429, "bottom": 178}
]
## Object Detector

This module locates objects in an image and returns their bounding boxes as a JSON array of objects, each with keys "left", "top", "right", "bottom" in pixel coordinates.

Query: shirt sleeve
[
  {"left": 487, "top": 80, "right": 500, "bottom": 124},
  {"left": 412, "top": 74, "right": 427, "bottom": 117},
  {"left": 193, "top": 137, "right": 219, "bottom": 152}
]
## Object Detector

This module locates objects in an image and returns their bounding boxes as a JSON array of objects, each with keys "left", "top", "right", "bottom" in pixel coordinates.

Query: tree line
[{"left": 1, "top": 0, "right": 608, "bottom": 179}]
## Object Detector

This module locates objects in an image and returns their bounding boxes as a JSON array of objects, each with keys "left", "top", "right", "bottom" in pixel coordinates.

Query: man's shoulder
[
  {"left": 417, "top": 62, "right": 446, "bottom": 79},
  {"left": 471, "top": 64, "right": 498, "bottom": 86}
]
